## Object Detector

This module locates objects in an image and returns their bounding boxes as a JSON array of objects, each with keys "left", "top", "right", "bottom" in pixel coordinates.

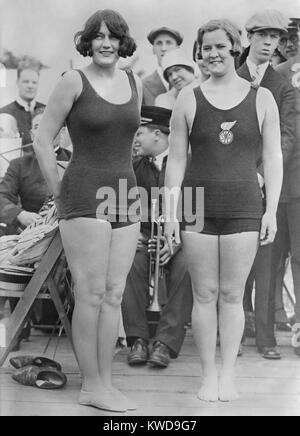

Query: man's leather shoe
[
  {"left": 258, "top": 347, "right": 281, "bottom": 360},
  {"left": 148, "top": 341, "right": 171, "bottom": 368},
  {"left": 276, "top": 322, "right": 292, "bottom": 332},
  {"left": 127, "top": 338, "right": 149, "bottom": 366},
  {"left": 10, "top": 355, "right": 62, "bottom": 371},
  {"left": 12, "top": 365, "right": 67, "bottom": 389}
]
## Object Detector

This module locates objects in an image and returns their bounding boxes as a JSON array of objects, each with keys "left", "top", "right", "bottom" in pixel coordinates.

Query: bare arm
[
  {"left": 133, "top": 73, "right": 143, "bottom": 111},
  {"left": 33, "top": 71, "right": 81, "bottom": 199},
  {"left": 164, "top": 87, "right": 194, "bottom": 247},
  {"left": 258, "top": 87, "right": 283, "bottom": 244}
]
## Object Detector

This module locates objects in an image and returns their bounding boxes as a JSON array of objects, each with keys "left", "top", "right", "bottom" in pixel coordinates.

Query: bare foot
[
  {"left": 110, "top": 387, "right": 137, "bottom": 411},
  {"left": 79, "top": 388, "right": 127, "bottom": 412},
  {"left": 197, "top": 373, "right": 219, "bottom": 402},
  {"left": 219, "top": 373, "right": 239, "bottom": 402}
]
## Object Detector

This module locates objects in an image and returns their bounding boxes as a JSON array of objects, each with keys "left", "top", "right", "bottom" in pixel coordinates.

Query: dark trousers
[
  {"left": 244, "top": 199, "right": 300, "bottom": 348},
  {"left": 248, "top": 243, "right": 277, "bottom": 348},
  {"left": 121, "top": 244, "right": 193, "bottom": 357},
  {"left": 272, "top": 201, "right": 300, "bottom": 324}
]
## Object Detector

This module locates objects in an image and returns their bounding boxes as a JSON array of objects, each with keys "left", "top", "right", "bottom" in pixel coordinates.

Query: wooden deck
[{"left": 1, "top": 328, "right": 300, "bottom": 416}]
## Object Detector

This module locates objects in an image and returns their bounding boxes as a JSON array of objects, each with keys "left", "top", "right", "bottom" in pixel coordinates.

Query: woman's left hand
[{"left": 260, "top": 212, "right": 277, "bottom": 246}]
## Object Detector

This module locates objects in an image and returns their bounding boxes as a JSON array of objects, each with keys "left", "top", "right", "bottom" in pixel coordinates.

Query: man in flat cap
[
  {"left": 142, "top": 27, "right": 183, "bottom": 105},
  {"left": 122, "top": 105, "right": 192, "bottom": 368},
  {"left": 275, "top": 18, "right": 300, "bottom": 357},
  {"left": 238, "top": 10, "right": 296, "bottom": 360}
]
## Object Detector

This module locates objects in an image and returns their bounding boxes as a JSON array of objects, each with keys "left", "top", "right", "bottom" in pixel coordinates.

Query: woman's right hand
[
  {"left": 164, "top": 219, "right": 181, "bottom": 255},
  {"left": 260, "top": 211, "right": 277, "bottom": 246}
]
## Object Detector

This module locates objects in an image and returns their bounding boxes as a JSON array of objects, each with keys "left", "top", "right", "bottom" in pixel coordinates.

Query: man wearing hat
[
  {"left": 238, "top": 10, "right": 296, "bottom": 360},
  {"left": 142, "top": 27, "right": 183, "bottom": 105},
  {"left": 275, "top": 18, "right": 300, "bottom": 357},
  {"left": 121, "top": 105, "right": 193, "bottom": 368}
]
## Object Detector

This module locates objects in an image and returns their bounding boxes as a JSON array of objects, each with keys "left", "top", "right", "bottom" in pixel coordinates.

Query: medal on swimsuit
[{"left": 219, "top": 121, "right": 237, "bottom": 145}]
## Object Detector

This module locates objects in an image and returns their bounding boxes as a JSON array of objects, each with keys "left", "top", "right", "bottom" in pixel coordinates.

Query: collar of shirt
[
  {"left": 156, "top": 67, "right": 169, "bottom": 91},
  {"left": 16, "top": 97, "right": 36, "bottom": 113},
  {"left": 246, "top": 58, "right": 270, "bottom": 84},
  {"left": 151, "top": 148, "right": 169, "bottom": 171}
]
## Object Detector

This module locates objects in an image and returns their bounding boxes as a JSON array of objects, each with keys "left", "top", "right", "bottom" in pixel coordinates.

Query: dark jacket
[
  {"left": 0, "top": 147, "right": 71, "bottom": 233},
  {"left": 142, "top": 71, "right": 167, "bottom": 106},
  {"left": 276, "top": 55, "right": 300, "bottom": 200},
  {"left": 237, "top": 63, "right": 295, "bottom": 201},
  {"left": 133, "top": 155, "right": 167, "bottom": 237},
  {"left": 0, "top": 100, "right": 45, "bottom": 146}
]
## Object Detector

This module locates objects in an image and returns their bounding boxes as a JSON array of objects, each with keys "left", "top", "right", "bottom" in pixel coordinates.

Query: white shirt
[
  {"left": 246, "top": 59, "right": 270, "bottom": 85},
  {"left": 16, "top": 97, "right": 36, "bottom": 113},
  {"left": 152, "top": 148, "right": 169, "bottom": 171}
]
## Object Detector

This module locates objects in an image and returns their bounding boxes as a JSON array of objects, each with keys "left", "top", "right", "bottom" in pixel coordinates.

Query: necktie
[
  {"left": 251, "top": 66, "right": 261, "bottom": 89},
  {"left": 26, "top": 102, "right": 35, "bottom": 114}
]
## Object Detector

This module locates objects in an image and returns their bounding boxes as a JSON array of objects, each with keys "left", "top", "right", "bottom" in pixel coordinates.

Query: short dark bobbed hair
[
  {"left": 197, "top": 19, "right": 242, "bottom": 57},
  {"left": 74, "top": 9, "right": 137, "bottom": 58},
  {"left": 192, "top": 40, "right": 203, "bottom": 61}
]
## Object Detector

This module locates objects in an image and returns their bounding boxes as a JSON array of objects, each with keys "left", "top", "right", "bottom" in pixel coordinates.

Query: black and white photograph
[{"left": 0, "top": 0, "right": 299, "bottom": 418}]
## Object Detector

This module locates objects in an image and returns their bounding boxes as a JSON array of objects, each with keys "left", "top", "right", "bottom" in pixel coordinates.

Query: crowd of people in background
[{"left": 0, "top": 6, "right": 299, "bottom": 410}]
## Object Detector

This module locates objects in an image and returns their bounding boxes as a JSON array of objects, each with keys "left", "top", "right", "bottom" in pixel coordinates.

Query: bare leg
[
  {"left": 219, "top": 232, "right": 258, "bottom": 401},
  {"left": 181, "top": 232, "right": 219, "bottom": 402},
  {"left": 100, "top": 222, "right": 140, "bottom": 408},
  {"left": 60, "top": 218, "right": 111, "bottom": 393},
  {"left": 60, "top": 218, "right": 132, "bottom": 412}
]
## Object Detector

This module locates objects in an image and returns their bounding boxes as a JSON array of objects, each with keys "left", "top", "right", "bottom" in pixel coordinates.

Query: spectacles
[{"left": 279, "top": 34, "right": 299, "bottom": 46}]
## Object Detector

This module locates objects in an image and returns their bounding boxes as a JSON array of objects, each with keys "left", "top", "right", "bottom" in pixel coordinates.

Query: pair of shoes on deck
[
  {"left": 127, "top": 339, "right": 171, "bottom": 368},
  {"left": 10, "top": 355, "right": 67, "bottom": 389}
]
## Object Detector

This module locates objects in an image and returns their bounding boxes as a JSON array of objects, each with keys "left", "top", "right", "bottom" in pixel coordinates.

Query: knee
[
  {"left": 220, "top": 285, "right": 243, "bottom": 305},
  {"left": 74, "top": 274, "right": 106, "bottom": 307},
  {"left": 193, "top": 284, "right": 218, "bottom": 304},
  {"left": 105, "top": 281, "right": 126, "bottom": 309}
]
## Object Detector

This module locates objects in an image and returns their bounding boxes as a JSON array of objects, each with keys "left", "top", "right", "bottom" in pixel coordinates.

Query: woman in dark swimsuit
[
  {"left": 164, "top": 20, "right": 282, "bottom": 403},
  {"left": 33, "top": 9, "right": 142, "bottom": 412}
]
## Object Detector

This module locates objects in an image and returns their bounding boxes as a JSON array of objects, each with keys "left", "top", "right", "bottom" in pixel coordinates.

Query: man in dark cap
[
  {"left": 122, "top": 105, "right": 192, "bottom": 368},
  {"left": 142, "top": 27, "right": 183, "bottom": 105},
  {"left": 238, "top": 10, "right": 296, "bottom": 360},
  {"left": 275, "top": 18, "right": 300, "bottom": 357}
]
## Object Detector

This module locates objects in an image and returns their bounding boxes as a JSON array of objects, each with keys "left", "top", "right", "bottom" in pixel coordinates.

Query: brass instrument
[{"left": 148, "top": 199, "right": 168, "bottom": 312}]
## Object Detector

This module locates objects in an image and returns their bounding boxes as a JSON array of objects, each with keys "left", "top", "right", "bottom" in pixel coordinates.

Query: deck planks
[{"left": 0, "top": 329, "right": 299, "bottom": 416}]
